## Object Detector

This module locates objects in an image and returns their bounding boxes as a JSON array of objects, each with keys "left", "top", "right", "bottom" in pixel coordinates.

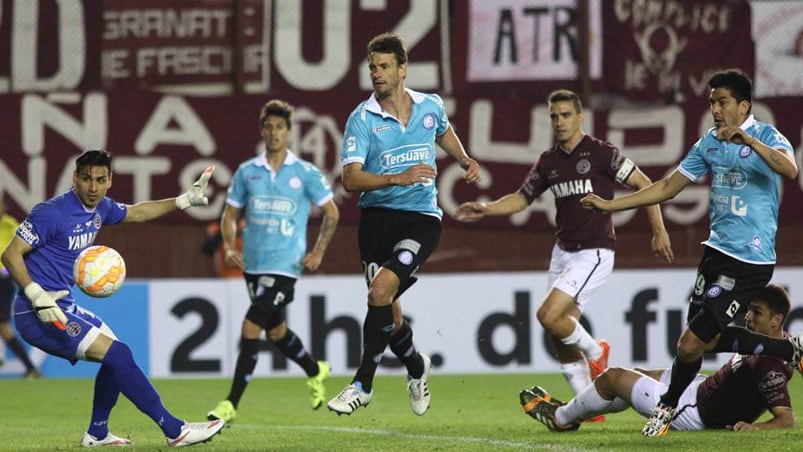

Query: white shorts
[
  {"left": 548, "top": 244, "right": 614, "bottom": 312},
  {"left": 630, "top": 369, "right": 706, "bottom": 431}
]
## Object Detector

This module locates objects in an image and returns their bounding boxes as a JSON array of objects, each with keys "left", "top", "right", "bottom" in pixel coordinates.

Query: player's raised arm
[{"left": 124, "top": 165, "right": 215, "bottom": 223}]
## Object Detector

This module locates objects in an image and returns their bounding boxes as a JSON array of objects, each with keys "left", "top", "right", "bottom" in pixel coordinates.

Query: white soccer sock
[
  {"left": 555, "top": 382, "right": 614, "bottom": 426},
  {"left": 560, "top": 319, "right": 603, "bottom": 361},
  {"left": 560, "top": 360, "right": 592, "bottom": 395}
]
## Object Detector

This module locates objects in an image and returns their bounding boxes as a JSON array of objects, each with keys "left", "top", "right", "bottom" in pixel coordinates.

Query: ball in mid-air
[{"left": 73, "top": 245, "right": 127, "bottom": 298}]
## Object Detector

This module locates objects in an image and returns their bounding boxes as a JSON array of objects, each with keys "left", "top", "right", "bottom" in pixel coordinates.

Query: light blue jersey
[
  {"left": 341, "top": 88, "right": 449, "bottom": 219},
  {"left": 679, "top": 115, "right": 794, "bottom": 264},
  {"left": 226, "top": 150, "right": 333, "bottom": 277}
]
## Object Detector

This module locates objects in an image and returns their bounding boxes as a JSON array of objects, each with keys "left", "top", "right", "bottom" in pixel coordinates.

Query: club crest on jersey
[
  {"left": 576, "top": 159, "right": 591, "bottom": 174},
  {"left": 739, "top": 146, "right": 752, "bottom": 158},
  {"left": 93, "top": 213, "right": 102, "bottom": 229},
  {"left": 288, "top": 176, "right": 302, "bottom": 190},
  {"left": 422, "top": 113, "right": 435, "bottom": 130},
  {"left": 66, "top": 321, "right": 82, "bottom": 337}
]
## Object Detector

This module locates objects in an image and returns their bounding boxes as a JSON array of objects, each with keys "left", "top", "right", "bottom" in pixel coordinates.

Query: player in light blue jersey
[
  {"left": 206, "top": 99, "right": 340, "bottom": 422},
  {"left": 1, "top": 150, "right": 225, "bottom": 447},
  {"left": 581, "top": 69, "right": 803, "bottom": 437},
  {"left": 328, "top": 32, "right": 480, "bottom": 416}
]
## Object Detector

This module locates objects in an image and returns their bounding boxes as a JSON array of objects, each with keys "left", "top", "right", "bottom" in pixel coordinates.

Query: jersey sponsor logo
[
  {"left": 706, "top": 147, "right": 718, "bottom": 153},
  {"left": 422, "top": 113, "right": 435, "bottom": 130},
  {"left": 759, "top": 370, "right": 787, "bottom": 392},
  {"left": 346, "top": 136, "right": 357, "bottom": 153},
  {"left": 751, "top": 235, "right": 762, "bottom": 251},
  {"left": 576, "top": 159, "right": 591, "bottom": 175},
  {"left": 712, "top": 169, "right": 748, "bottom": 189},
  {"left": 372, "top": 125, "right": 390, "bottom": 133},
  {"left": 549, "top": 179, "right": 594, "bottom": 198},
  {"left": 251, "top": 196, "right": 297, "bottom": 216},
  {"left": 68, "top": 232, "right": 98, "bottom": 251},
  {"left": 714, "top": 275, "right": 735, "bottom": 291},
  {"left": 774, "top": 131, "right": 791, "bottom": 148},
  {"left": 730, "top": 195, "right": 748, "bottom": 216},
  {"left": 379, "top": 145, "right": 431, "bottom": 170},
  {"left": 17, "top": 220, "right": 39, "bottom": 246},
  {"left": 739, "top": 146, "right": 752, "bottom": 158}
]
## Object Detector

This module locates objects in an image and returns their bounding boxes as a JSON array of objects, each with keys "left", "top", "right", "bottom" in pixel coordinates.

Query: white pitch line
[{"left": 233, "top": 423, "right": 597, "bottom": 451}]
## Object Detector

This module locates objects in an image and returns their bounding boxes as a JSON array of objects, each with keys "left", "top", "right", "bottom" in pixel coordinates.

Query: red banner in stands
[
  {"left": 1, "top": 91, "right": 802, "bottom": 232},
  {"left": 601, "top": 0, "right": 754, "bottom": 102}
]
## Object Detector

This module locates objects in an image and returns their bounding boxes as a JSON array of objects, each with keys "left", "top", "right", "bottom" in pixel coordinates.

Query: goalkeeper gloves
[
  {"left": 176, "top": 165, "right": 215, "bottom": 210},
  {"left": 24, "top": 282, "right": 69, "bottom": 330}
]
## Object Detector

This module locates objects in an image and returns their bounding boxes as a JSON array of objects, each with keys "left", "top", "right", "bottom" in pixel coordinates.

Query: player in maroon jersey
[
  {"left": 520, "top": 284, "right": 794, "bottom": 432},
  {"left": 455, "top": 90, "right": 673, "bottom": 421}
]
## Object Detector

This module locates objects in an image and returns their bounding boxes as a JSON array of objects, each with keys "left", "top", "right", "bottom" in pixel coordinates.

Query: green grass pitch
[{"left": 2, "top": 372, "right": 803, "bottom": 450}]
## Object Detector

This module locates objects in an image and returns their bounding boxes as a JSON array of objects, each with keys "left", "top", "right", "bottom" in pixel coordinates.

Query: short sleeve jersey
[
  {"left": 226, "top": 150, "right": 334, "bottom": 277},
  {"left": 679, "top": 115, "right": 793, "bottom": 264},
  {"left": 15, "top": 190, "right": 127, "bottom": 293},
  {"left": 341, "top": 88, "right": 449, "bottom": 219},
  {"left": 696, "top": 352, "right": 792, "bottom": 428},
  {"left": 518, "top": 135, "right": 635, "bottom": 251}
]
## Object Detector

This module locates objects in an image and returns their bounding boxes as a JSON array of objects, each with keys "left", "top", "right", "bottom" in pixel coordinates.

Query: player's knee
[
  {"left": 536, "top": 305, "right": 559, "bottom": 332},
  {"left": 367, "top": 284, "right": 395, "bottom": 306},
  {"left": 676, "top": 340, "right": 704, "bottom": 362}
]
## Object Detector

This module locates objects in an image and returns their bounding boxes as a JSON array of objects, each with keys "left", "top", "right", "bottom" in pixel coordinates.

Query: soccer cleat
[
  {"left": 24, "top": 368, "right": 43, "bottom": 379},
  {"left": 407, "top": 353, "right": 432, "bottom": 416},
  {"left": 519, "top": 386, "right": 579, "bottom": 432},
  {"left": 81, "top": 432, "right": 133, "bottom": 447},
  {"left": 166, "top": 420, "right": 224, "bottom": 447},
  {"left": 207, "top": 400, "right": 236, "bottom": 422},
  {"left": 789, "top": 333, "right": 803, "bottom": 368},
  {"left": 307, "top": 361, "right": 331, "bottom": 410},
  {"left": 588, "top": 339, "right": 610, "bottom": 381},
  {"left": 642, "top": 402, "right": 676, "bottom": 437},
  {"left": 327, "top": 383, "right": 373, "bottom": 415}
]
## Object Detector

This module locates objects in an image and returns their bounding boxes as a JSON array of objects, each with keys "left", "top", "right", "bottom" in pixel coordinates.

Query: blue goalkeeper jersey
[
  {"left": 678, "top": 115, "right": 794, "bottom": 264},
  {"left": 341, "top": 88, "right": 449, "bottom": 219},
  {"left": 15, "top": 190, "right": 128, "bottom": 294},
  {"left": 226, "top": 150, "right": 334, "bottom": 277}
]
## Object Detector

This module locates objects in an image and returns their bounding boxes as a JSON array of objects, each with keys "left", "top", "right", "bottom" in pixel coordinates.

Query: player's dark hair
[
  {"left": 260, "top": 99, "right": 293, "bottom": 129},
  {"left": 75, "top": 150, "right": 112, "bottom": 174},
  {"left": 708, "top": 69, "right": 752, "bottom": 106},
  {"left": 752, "top": 284, "right": 791, "bottom": 325},
  {"left": 367, "top": 32, "right": 408, "bottom": 66},
  {"left": 547, "top": 89, "right": 583, "bottom": 113}
]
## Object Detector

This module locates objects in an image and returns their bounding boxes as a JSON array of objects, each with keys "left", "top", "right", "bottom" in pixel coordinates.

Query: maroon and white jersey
[
  {"left": 518, "top": 135, "right": 635, "bottom": 251},
  {"left": 696, "top": 353, "right": 793, "bottom": 429}
]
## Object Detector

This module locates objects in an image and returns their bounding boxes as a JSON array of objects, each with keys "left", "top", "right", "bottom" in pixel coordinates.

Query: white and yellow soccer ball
[{"left": 73, "top": 245, "right": 127, "bottom": 298}]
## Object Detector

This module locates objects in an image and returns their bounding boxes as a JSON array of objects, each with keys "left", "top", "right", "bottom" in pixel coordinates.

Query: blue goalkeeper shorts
[{"left": 13, "top": 293, "right": 117, "bottom": 364}]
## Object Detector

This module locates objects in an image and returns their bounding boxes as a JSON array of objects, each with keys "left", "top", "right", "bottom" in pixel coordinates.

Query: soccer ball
[{"left": 73, "top": 245, "right": 127, "bottom": 298}]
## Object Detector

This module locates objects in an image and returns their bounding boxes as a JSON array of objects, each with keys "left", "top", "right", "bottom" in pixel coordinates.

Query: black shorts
[
  {"left": 0, "top": 276, "right": 15, "bottom": 322},
  {"left": 242, "top": 273, "right": 296, "bottom": 330},
  {"left": 358, "top": 208, "right": 441, "bottom": 298},
  {"left": 687, "top": 247, "right": 773, "bottom": 342}
]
